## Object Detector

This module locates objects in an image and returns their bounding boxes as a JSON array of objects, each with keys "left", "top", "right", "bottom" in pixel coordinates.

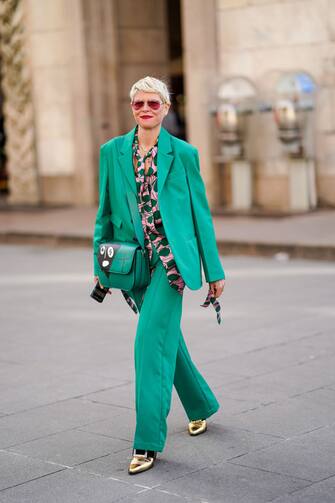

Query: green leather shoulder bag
[{"left": 95, "top": 189, "right": 151, "bottom": 291}]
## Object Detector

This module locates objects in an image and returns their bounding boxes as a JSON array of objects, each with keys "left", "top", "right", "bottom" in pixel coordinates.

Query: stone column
[
  {"left": 81, "top": 0, "right": 121, "bottom": 203},
  {"left": 181, "top": 0, "right": 220, "bottom": 207},
  {"left": 23, "top": 0, "right": 95, "bottom": 206}
]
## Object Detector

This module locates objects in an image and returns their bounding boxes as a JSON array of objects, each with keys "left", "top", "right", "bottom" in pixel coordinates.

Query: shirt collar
[{"left": 133, "top": 125, "right": 159, "bottom": 161}]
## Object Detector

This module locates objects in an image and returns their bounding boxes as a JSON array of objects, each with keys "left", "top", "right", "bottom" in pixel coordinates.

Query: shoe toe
[
  {"left": 188, "top": 419, "right": 207, "bottom": 436},
  {"left": 128, "top": 452, "right": 156, "bottom": 474}
]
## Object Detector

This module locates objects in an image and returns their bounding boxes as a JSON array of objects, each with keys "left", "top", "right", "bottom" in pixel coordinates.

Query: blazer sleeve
[
  {"left": 93, "top": 144, "right": 113, "bottom": 276},
  {"left": 185, "top": 147, "right": 225, "bottom": 283}
]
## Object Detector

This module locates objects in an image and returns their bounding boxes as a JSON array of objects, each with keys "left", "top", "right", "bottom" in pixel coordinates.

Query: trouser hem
[
  {"left": 133, "top": 404, "right": 220, "bottom": 453},
  {"left": 133, "top": 443, "right": 165, "bottom": 453},
  {"left": 186, "top": 402, "right": 220, "bottom": 421}
]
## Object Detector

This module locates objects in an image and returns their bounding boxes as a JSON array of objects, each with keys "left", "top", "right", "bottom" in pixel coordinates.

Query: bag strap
[{"left": 125, "top": 189, "right": 145, "bottom": 250}]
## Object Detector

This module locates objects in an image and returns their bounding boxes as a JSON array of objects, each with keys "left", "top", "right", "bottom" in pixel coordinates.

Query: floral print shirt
[{"left": 121, "top": 126, "right": 222, "bottom": 324}]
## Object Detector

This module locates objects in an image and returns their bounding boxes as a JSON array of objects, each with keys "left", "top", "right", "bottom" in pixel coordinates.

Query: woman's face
[{"left": 131, "top": 91, "right": 170, "bottom": 130}]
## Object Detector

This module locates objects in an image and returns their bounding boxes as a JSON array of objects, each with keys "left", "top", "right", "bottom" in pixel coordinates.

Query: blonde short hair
[{"left": 129, "top": 76, "right": 171, "bottom": 105}]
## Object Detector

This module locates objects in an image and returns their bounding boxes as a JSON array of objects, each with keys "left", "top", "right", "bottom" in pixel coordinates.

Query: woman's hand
[
  {"left": 93, "top": 276, "right": 112, "bottom": 294},
  {"left": 209, "top": 279, "right": 225, "bottom": 298}
]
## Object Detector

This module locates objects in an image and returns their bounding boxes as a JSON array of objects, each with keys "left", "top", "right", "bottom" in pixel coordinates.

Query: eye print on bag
[
  {"left": 98, "top": 244, "right": 120, "bottom": 275},
  {"left": 102, "top": 246, "right": 114, "bottom": 268}
]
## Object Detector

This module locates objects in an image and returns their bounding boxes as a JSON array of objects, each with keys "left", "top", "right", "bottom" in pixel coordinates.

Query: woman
[{"left": 93, "top": 76, "right": 225, "bottom": 475}]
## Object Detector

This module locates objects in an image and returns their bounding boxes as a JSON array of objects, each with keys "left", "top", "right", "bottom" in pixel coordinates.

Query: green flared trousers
[{"left": 128, "top": 244, "right": 220, "bottom": 452}]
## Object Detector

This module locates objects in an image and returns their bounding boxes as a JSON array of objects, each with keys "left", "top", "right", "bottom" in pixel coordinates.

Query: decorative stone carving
[{"left": 0, "top": 0, "right": 40, "bottom": 204}]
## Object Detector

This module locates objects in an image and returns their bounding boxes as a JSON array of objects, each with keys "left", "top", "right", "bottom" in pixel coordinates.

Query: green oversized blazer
[{"left": 93, "top": 125, "right": 225, "bottom": 290}]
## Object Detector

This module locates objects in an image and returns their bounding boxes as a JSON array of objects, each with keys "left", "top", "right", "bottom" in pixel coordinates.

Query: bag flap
[{"left": 98, "top": 241, "right": 139, "bottom": 275}]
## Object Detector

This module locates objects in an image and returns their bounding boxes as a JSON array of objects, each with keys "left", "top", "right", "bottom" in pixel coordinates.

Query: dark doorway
[
  {"left": 0, "top": 60, "right": 8, "bottom": 200},
  {"left": 163, "top": 0, "right": 186, "bottom": 140}
]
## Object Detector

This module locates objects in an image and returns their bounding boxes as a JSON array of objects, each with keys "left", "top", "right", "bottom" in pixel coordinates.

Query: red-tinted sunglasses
[{"left": 131, "top": 100, "right": 163, "bottom": 111}]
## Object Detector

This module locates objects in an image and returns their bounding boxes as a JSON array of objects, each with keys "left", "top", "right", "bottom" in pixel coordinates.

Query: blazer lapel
[
  {"left": 118, "top": 125, "right": 173, "bottom": 198},
  {"left": 118, "top": 126, "right": 137, "bottom": 196},
  {"left": 156, "top": 126, "right": 173, "bottom": 196}
]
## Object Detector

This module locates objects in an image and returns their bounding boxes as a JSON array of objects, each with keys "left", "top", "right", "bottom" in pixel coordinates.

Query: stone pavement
[
  {"left": 0, "top": 244, "right": 335, "bottom": 502},
  {"left": 0, "top": 206, "right": 334, "bottom": 260}
]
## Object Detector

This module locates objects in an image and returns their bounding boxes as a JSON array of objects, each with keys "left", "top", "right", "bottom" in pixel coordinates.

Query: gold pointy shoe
[
  {"left": 188, "top": 418, "right": 207, "bottom": 436},
  {"left": 128, "top": 449, "right": 157, "bottom": 475}
]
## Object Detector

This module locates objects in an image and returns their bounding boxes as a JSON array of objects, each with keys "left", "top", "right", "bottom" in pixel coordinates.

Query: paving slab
[
  {"left": 224, "top": 387, "right": 335, "bottom": 438},
  {"left": 0, "top": 450, "right": 64, "bottom": 491},
  {"left": 7, "top": 429, "right": 130, "bottom": 467},
  {"left": 271, "top": 475, "right": 335, "bottom": 503},
  {"left": 78, "top": 381, "right": 136, "bottom": 411},
  {"left": 0, "top": 467, "right": 139, "bottom": 503},
  {"left": 219, "top": 353, "right": 335, "bottom": 408},
  {"left": 0, "top": 399, "right": 124, "bottom": 449},
  {"left": 0, "top": 372, "right": 129, "bottom": 415},
  {"left": 157, "top": 463, "right": 310, "bottom": 503},
  {"left": 202, "top": 333, "right": 335, "bottom": 381},
  {"left": 230, "top": 423, "right": 335, "bottom": 483}
]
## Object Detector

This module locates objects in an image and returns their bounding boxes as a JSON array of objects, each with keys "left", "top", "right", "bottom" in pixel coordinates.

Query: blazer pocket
[{"left": 110, "top": 213, "right": 123, "bottom": 229}]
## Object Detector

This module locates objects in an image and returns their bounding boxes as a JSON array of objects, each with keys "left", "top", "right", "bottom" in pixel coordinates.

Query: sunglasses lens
[
  {"left": 132, "top": 101, "right": 144, "bottom": 110},
  {"left": 148, "top": 101, "right": 161, "bottom": 110},
  {"left": 132, "top": 100, "right": 162, "bottom": 111}
]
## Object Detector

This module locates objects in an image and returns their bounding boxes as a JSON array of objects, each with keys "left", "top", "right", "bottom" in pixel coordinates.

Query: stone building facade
[
  {"left": 0, "top": 0, "right": 334, "bottom": 211},
  {"left": 212, "top": 0, "right": 335, "bottom": 211}
]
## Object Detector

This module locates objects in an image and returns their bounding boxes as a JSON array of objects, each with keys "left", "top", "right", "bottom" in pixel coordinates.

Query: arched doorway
[
  {"left": 164, "top": 0, "right": 186, "bottom": 140},
  {"left": 0, "top": 70, "right": 8, "bottom": 203}
]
